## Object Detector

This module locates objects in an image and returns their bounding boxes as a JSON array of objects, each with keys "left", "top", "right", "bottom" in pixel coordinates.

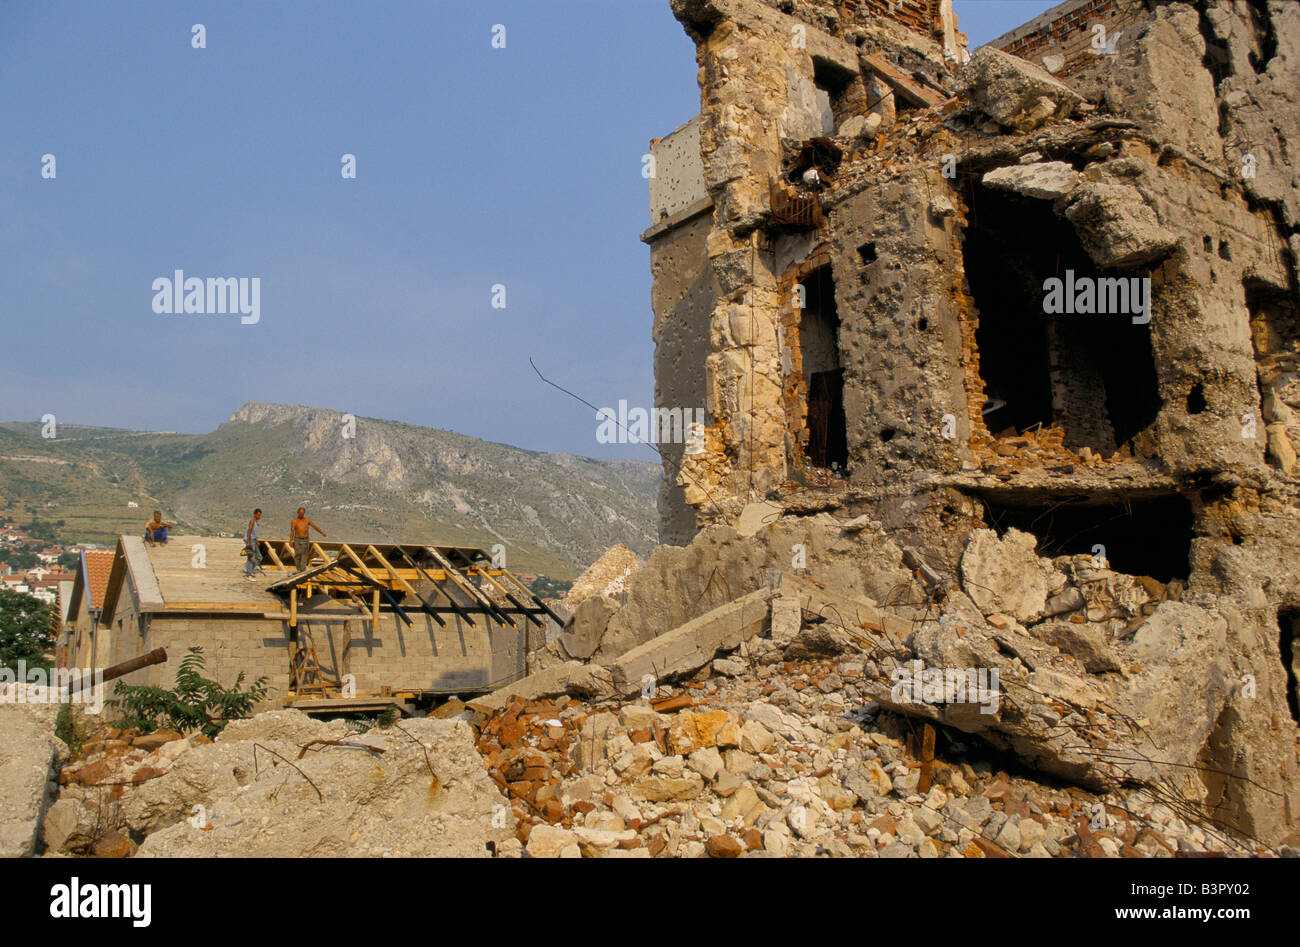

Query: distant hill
[{"left": 0, "top": 403, "right": 661, "bottom": 580}]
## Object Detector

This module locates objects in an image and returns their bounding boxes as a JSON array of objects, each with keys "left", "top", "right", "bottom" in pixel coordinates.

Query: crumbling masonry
[{"left": 642, "top": 0, "right": 1300, "bottom": 844}]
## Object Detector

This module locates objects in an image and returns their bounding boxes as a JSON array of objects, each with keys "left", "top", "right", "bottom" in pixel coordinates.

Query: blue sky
[{"left": 1, "top": 0, "right": 1056, "bottom": 458}]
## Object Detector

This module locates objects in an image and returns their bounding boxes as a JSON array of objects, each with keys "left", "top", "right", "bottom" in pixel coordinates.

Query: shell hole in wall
[{"left": 961, "top": 174, "right": 1162, "bottom": 455}]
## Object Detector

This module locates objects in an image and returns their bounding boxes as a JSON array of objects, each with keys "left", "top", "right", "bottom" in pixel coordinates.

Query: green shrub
[{"left": 108, "top": 646, "right": 269, "bottom": 739}]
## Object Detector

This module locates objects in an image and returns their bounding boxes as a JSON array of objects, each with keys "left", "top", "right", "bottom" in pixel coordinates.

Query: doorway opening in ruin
[
  {"left": 977, "top": 492, "right": 1193, "bottom": 581},
  {"left": 960, "top": 177, "right": 1162, "bottom": 455},
  {"left": 800, "top": 264, "right": 848, "bottom": 471},
  {"left": 1279, "top": 608, "right": 1300, "bottom": 725}
]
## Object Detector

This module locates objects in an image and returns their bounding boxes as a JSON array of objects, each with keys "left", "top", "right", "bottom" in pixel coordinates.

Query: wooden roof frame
[{"left": 260, "top": 541, "right": 561, "bottom": 631}]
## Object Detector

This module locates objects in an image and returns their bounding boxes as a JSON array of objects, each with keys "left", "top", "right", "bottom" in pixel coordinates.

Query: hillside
[{"left": 0, "top": 403, "right": 660, "bottom": 580}]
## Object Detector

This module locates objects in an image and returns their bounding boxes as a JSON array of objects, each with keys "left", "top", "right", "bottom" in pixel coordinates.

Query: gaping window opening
[
  {"left": 960, "top": 174, "right": 1162, "bottom": 457},
  {"left": 977, "top": 492, "right": 1193, "bottom": 582},
  {"left": 799, "top": 264, "right": 848, "bottom": 471},
  {"left": 813, "top": 57, "right": 863, "bottom": 133}
]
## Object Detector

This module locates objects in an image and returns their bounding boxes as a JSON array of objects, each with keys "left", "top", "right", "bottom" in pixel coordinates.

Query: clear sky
[{"left": 1, "top": 0, "right": 1057, "bottom": 458}]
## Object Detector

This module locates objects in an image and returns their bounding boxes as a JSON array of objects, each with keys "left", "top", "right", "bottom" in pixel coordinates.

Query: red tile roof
[{"left": 83, "top": 550, "right": 115, "bottom": 609}]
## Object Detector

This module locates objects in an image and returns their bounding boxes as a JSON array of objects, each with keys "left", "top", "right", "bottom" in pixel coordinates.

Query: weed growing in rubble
[
  {"left": 54, "top": 699, "right": 87, "bottom": 757},
  {"left": 108, "top": 646, "right": 269, "bottom": 738}
]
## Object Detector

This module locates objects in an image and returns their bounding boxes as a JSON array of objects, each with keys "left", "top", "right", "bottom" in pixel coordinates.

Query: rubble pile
[
  {"left": 644, "top": 0, "right": 1300, "bottom": 854},
  {"left": 39, "top": 710, "right": 514, "bottom": 858},
  {"left": 559, "top": 544, "right": 641, "bottom": 611},
  {"left": 477, "top": 657, "right": 1245, "bottom": 859},
  {"left": 461, "top": 511, "right": 1296, "bottom": 855}
]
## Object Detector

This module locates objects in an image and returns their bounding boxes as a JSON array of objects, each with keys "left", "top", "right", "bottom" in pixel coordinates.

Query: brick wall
[{"left": 992, "top": 0, "right": 1142, "bottom": 80}]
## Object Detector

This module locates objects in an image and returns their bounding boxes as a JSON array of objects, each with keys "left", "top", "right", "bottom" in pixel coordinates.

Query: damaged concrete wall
[{"left": 642, "top": 0, "right": 1300, "bottom": 845}]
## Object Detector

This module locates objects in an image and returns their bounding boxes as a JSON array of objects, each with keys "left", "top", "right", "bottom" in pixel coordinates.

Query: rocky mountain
[{"left": 0, "top": 403, "right": 660, "bottom": 579}]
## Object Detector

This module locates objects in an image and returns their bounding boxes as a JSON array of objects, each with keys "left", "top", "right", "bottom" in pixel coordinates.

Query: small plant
[
  {"left": 108, "top": 646, "right": 269, "bottom": 739},
  {"left": 54, "top": 700, "right": 86, "bottom": 757}
]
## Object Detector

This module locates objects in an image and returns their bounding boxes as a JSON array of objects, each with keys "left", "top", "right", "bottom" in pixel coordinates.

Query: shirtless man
[{"left": 290, "top": 507, "right": 326, "bottom": 571}]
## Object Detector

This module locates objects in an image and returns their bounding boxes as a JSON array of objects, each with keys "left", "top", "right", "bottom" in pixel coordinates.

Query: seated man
[{"left": 144, "top": 511, "right": 173, "bottom": 544}]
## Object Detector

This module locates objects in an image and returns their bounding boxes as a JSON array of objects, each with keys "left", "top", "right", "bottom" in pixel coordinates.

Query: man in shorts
[{"left": 290, "top": 507, "right": 327, "bottom": 571}]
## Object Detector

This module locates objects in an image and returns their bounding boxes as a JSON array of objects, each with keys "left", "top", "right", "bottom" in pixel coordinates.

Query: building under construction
[{"left": 60, "top": 535, "right": 559, "bottom": 713}]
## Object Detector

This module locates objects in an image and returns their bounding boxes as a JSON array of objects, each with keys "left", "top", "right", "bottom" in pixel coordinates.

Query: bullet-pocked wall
[{"left": 645, "top": 0, "right": 1300, "bottom": 843}]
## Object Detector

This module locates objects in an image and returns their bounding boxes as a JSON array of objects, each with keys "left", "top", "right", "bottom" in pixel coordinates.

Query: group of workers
[
  {"left": 142, "top": 507, "right": 327, "bottom": 578},
  {"left": 242, "top": 507, "right": 327, "bottom": 578}
]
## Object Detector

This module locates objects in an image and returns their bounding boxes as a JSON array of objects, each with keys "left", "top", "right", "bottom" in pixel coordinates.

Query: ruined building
[{"left": 642, "top": 0, "right": 1300, "bottom": 843}]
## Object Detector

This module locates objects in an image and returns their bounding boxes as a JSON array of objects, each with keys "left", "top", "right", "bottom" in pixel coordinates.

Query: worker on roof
[
  {"left": 144, "top": 511, "right": 173, "bottom": 545},
  {"left": 290, "top": 507, "right": 326, "bottom": 572},
  {"left": 243, "top": 508, "right": 263, "bottom": 578}
]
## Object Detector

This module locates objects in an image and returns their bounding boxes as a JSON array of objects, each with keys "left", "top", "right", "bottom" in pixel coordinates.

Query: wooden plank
[
  {"left": 861, "top": 52, "right": 947, "bottom": 108},
  {"left": 918, "top": 722, "right": 936, "bottom": 794},
  {"left": 392, "top": 546, "right": 476, "bottom": 629},
  {"left": 365, "top": 545, "right": 418, "bottom": 595},
  {"left": 423, "top": 545, "right": 514, "bottom": 628},
  {"left": 143, "top": 599, "right": 274, "bottom": 611},
  {"left": 339, "top": 544, "right": 381, "bottom": 586},
  {"left": 473, "top": 568, "right": 544, "bottom": 628}
]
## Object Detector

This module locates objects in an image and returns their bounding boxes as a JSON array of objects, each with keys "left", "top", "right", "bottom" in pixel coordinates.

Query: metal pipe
[{"left": 68, "top": 647, "right": 167, "bottom": 694}]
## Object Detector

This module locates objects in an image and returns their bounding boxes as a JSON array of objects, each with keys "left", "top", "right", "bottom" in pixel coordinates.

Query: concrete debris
[
  {"left": 1062, "top": 181, "right": 1179, "bottom": 267},
  {"left": 960, "top": 528, "right": 1062, "bottom": 625},
  {"left": 559, "top": 595, "right": 618, "bottom": 660},
  {"left": 610, "top": 589, "right": 773, "bottom": 696},
  {"left": 958, "top": 46, "right": 1082, "bottom": 132},
  {"left": 34, "top": 709, "right": 513, "bottom": 858},
  {"left": 982, "top": 161, "right": 1079, "bottom": 201},
  {"left": 560, "top": 544, "right": 641, "bottom": 612},
  {"left": 21, "top": 494, "right": 1294, "bottom": 858},
  {"left": 0, "top": 700, "right": 66, "bottom": 857},
  {"left": 134, "top": 713, "right": 511, "bottom": 857}
]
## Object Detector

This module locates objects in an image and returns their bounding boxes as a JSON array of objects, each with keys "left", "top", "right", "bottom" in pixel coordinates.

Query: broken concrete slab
[
  {"left": 0, "top": 702, "right": 66, "bottom": 857},
  {"left": 735, "top": 500, "right": 785, "bottom": 538},
  {"left": 959, "top": 46, "right": 1082, "bottom": 132},
  {"left": 960, "top": 528, "right": 1060, "bottom": 625},
  {"left": 982, "top": 161, "right": 1079, "bottom": 200},
  {"left": 839, "top": 112, "right": 882, "bottom": 141},
  {"left": 1031, "top": 621, "right": 1122, "bottom": 673},
  {"left": 770, "top": 594, "right": 803, "bottom": 647},
  {"left": 609, "top": 589, "right": 774, "bottom": 696},
  {"left": 1063, "top": 181, "right": 1179, "bottom": 268},
  {"left": 559, "top": 595, "right": 617, "bottom": 660},
  {"left": 134, "top": 715, "right": 512, "bottom": 857},
  {"left": 468, "top": 661, "right": 616, "bottom": 714}
]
